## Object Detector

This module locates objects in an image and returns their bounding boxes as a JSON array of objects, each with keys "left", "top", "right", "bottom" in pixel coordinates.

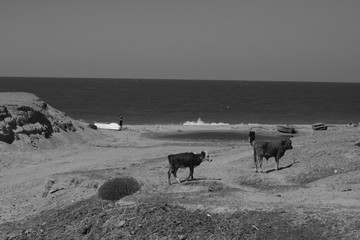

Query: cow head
[
  {"left": 282, "top": 139, "right": 293, "bottom": 150},
  {"left": 249, "top": 131, "right": 256, "bottom": 146},
  {"left": 200, "top": 151, "right": 212, "bottom": 162}
]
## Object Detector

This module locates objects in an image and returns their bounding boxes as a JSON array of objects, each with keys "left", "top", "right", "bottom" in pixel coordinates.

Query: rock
[
  {"left": 0, "top": 93, "right": 77, "bottom": 144},
  {"left": 102, "top": 216, "right": 125, "bottom": 233},
  {"left": 42, "top": 179, "right": 55, "bottom": 198},
  {"left": 115, "top": 200, "right": 137, "bottom": 207},
  {"left": 341, "top": 188, "right": 352, "bottom": 192},
  {"left": 0, "top": 124, "right": 15, "bottom": 143},
  {"left": 88, "top": 123, "right": 97, "bottom": 130},
  {"left": 49, "top": 187, "right": 66, "bottom": 194},
  {"left": 81, "top": 225, "right": 92, "bottom": 235},
  {"left": 178, "top": 234, "right": 187, "bottom": 240},
  {"left": 0, "top": 92, "right": 105, "bottom": 148},
  {"left": 208, "top": 182, "right": 224, "bottom": 192},
  {"left": 117, "top": 220, "right": 126, "bottom": 227}
]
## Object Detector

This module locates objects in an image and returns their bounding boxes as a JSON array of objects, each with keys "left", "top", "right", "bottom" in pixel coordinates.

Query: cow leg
[
  {"left": 275, "top": 157, "right": 280, "bottom": 170},
  {"left": 168, "top": 167, "right": 172, "bottom": 185},
  {"left": 187, "top": 167, "right": 194, "bottom": 181},
  {"left": 259, "top": 156, "right": 264, "bottom": 173},
  {"left": 169, "top": 167, "right": 180, "bottom": 184},
  {"left": 254, "top": 153, "right": 259, "bottom": 173},
  {"left": 172, "top": 167, "right": 181, "bottom": 184}
]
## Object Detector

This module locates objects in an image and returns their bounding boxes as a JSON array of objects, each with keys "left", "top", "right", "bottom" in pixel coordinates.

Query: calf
[
  {"left": 168, "top": 151, "right": 212, "bottom": 185},
  {"left": 249, "top": 131, "right": 293, "bottom": 173}
]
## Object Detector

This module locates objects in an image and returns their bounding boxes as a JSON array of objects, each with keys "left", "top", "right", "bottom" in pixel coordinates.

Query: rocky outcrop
[{"left": 0, "top": 92, "right": 77, "bottom": 144}]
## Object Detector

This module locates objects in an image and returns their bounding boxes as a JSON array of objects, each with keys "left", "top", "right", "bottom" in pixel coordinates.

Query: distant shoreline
[
  {"left": 143, "top": 129, "right": 293, "bottom": 142},
  {"left": 109, "top": 123, "right": 351, "bottom": 142}
]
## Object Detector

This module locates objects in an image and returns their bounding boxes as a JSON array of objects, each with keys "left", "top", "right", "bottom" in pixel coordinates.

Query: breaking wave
[{"left": 183, "top": 118, "right": 230, "bottom": 126}]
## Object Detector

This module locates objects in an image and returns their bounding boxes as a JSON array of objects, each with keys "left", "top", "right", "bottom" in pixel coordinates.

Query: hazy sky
[{"left": 1, "top": 1, "right": 359, "bottom": 82}]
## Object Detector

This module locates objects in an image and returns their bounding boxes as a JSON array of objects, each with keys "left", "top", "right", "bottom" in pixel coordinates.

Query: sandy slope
[
  {"left": 1, "top": 123, "right": 360, "bottom": 237},
  {"left": 1, "top": 93, "right": 360, "bottom": 238}
]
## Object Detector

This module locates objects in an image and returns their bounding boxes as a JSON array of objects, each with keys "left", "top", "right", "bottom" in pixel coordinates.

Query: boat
[
  {"left": 276, "top": 125, "right": 297, "bottom": 134},
  {"left": 312, "top": 123, "right": 327, "bottom": 131}
]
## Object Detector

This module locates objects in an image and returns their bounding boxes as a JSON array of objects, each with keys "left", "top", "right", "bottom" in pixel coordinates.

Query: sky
[{"left": 1, "top": 0, "right": 359, "bottom": 82}]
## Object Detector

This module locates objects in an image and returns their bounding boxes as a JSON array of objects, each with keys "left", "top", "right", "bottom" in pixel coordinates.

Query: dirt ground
[{"left": 1, "top": 124, "right": 360, "bottom": 239}]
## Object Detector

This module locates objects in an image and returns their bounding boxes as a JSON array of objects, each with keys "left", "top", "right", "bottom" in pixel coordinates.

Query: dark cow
[
  {"left": 168, "top": 151, "right": 212, "bottom": 185},
  {"left": 249, "top": 131, "right": 293, "bottom": 173}
]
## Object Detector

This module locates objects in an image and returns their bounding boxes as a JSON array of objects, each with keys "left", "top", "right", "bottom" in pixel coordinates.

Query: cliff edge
[{"left": 0, "top": 92, "right": 102, "bottom": 148}]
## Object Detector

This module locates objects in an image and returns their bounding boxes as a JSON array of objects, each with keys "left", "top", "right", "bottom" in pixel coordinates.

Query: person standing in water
[{"left": 119, "top": 114, "right": 123, "bottom": 130}]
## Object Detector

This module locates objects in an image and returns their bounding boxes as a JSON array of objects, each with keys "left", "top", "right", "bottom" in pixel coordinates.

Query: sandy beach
[{"left": 1, "top": 93, "right": 360, "bottom": 239}]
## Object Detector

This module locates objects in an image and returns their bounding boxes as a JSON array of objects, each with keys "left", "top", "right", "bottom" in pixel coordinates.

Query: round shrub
[{"left": 98, "top": 177, "right": 140, "bottom": 201}]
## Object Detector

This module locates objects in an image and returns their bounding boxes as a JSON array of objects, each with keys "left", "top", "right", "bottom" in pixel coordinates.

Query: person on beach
[{"left": 119, "top": 114, "right": 123, "bottom": 130}]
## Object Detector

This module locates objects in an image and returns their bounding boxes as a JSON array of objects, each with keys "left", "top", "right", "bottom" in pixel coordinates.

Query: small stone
[
  {"left": 117, "top": 220, "right": 126, "bottom": 227},
  {"left": 178, "top": 234, "right": 187, "bottom": 240}
]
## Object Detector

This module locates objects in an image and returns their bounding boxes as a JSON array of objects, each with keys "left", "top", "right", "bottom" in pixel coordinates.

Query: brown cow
[
  {"left": 249, "top": 131, "right": 293, "bottom": 173},
  {"left": 168, "top": 151, "right": 212, "bottom": 185}
]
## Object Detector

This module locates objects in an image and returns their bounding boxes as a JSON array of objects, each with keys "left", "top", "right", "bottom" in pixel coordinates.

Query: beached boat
[
  {"left": 312, "top": 123, "right": 327, "bottom": 131},
  {"left": 276, "top": 125, "right": 297, "bottom": 134}
]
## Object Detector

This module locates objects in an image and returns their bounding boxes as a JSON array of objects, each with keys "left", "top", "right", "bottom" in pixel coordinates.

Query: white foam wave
[
  {"left": 183, "top": 118, "right": 229, "bottom": 126},
  {"left": 94, "top": 122, "right": 120, "bottom": 130}
]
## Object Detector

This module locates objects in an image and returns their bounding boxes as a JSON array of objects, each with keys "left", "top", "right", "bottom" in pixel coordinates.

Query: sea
[{"left": 1, "top": 77, "right": 359, "bottom": 125}]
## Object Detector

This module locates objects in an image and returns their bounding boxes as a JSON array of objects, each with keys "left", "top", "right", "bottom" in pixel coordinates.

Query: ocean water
[{"left": 1, "top": 77, "right": 359, "bottom": 125}]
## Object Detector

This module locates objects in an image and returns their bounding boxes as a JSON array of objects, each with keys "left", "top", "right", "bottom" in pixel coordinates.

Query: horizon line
[{"left": 0, "top": 76, "right": 359, "bottom": 83}]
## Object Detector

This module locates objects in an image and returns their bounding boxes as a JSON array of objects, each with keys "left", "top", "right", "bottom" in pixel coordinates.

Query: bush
[{"left": 98, "top": 177, "right": 140, "bottom": 201}]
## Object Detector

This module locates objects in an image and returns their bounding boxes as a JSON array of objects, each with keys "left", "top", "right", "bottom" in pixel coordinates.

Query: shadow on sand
[
  {"left": 265, "top": 161, "right": 298, "bottom": 173},
  {"left": 179, "top": 177, "right": 222, "bottom": 184}
]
